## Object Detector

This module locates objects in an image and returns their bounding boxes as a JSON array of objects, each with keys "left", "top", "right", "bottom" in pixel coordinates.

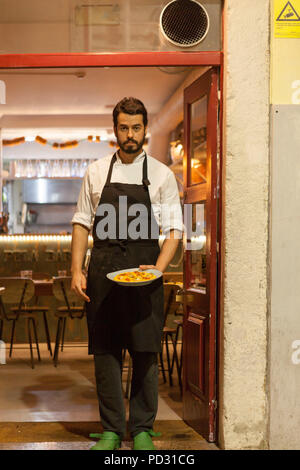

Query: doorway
[{"left": 0, "top": 54, "right": 222, "bottom": 447}]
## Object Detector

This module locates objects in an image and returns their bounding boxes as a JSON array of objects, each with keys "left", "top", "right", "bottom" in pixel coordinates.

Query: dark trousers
[{"left": 94, "top": 349, "right": 158, "bottom": 440}]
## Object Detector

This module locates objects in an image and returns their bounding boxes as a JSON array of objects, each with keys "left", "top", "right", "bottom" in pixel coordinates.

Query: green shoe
[
  {"left": 89, "top": 431, "right": 121, "bottom": 450},
  {"left": 133, "top": 430, "right": 161, "bottom": 451}
]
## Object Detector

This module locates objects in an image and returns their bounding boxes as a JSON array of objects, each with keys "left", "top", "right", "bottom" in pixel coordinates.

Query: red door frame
[
  {"left": 0, "top": 52, "right": 222, "bottom": 68},
  {"left": 0, "top": 50, "right": 224, "bottom": 442}
]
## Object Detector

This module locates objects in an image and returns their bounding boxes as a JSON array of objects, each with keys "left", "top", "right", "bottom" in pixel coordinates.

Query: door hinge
[
  {"left": 212, "top": 399, "right": 218, "bottom": 410},
  {"left": 216, "top": 242, "right": 219, "bottom": 253}
]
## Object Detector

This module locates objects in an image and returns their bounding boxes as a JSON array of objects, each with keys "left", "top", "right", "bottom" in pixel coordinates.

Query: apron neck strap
[
  {"left": 105, "top": 151, "right": 150, "bottom": 187},
  {"left": 105, "top": 152, "right": 117, "bottom": 185},
  {"left": 142, "top": 152, "right": 150, "bottom": 188}
]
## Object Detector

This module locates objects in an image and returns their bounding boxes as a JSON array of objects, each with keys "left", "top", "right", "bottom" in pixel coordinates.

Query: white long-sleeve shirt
[{"left": 71, "top": 151, "right": 183, "bottom": 234}]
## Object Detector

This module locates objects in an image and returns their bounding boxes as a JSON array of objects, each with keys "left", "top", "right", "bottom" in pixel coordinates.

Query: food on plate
[{"left": 114, "top": 271, "right": 156, "bottom": 283}]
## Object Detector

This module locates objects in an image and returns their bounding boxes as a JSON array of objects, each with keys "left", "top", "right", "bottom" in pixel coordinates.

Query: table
[{"left": 32, "top": 279, "right": 53, "bottom": 297}]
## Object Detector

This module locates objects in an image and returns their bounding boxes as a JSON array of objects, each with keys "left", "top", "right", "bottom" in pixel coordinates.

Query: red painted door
[{"left": 182, "top": 68, "right": 219, "bottom": 442}]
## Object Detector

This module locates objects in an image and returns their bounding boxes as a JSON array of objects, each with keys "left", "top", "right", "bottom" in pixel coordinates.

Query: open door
[{"left": 182, "top": 68, "right": 219, "bottom": 442}]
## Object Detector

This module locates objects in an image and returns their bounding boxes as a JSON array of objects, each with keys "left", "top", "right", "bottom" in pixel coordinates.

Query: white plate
[{"left": 107, "top": 267, "right": 162, "bottom": 286}]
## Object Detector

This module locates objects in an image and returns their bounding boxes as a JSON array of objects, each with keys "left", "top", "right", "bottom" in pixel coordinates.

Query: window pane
[
  {"left": 189, "top": 95, "right": 207, "bottom": 186},
  {"left": 186, "top": 202, "right": 206, "bottom": 292}
]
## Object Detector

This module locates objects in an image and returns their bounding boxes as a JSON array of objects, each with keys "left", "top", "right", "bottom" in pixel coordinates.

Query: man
[{"left": 71, "top": 97, "right": 182, "bottom": 450}]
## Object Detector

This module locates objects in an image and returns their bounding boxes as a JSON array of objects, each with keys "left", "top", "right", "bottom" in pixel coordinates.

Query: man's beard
[{"left": 117, "top": 133, "right": 145, "bottom": 155}]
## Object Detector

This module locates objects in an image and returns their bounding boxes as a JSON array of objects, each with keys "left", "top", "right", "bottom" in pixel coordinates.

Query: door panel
[
  {"left": 186, "top": 313, "right": 205, "bottom": 396},
  {"left": 182, "top": 67, "right": 219, "bottom": 442}
]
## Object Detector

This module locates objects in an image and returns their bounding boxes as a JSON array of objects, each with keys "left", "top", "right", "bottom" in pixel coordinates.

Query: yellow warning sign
[{"left": 274, "top": 0, "right": 300, "bottom": 37}]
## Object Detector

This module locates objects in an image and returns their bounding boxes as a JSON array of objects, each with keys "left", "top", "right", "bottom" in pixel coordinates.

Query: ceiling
[{"left": 0, "top": 66, "right": 192, "bottom": 139}]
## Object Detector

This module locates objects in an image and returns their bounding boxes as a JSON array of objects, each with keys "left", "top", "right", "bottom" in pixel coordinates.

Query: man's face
[{"left": 114, "top": 112, "right": 146, "bottom": 155}]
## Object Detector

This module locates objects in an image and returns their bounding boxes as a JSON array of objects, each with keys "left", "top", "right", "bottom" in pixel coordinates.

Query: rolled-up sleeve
[
  {"left": 160, "top": 170, "right": 183, "bottom": 235},
  {"left": 71, "top": 168, "right": 94, "bottom": 230}
]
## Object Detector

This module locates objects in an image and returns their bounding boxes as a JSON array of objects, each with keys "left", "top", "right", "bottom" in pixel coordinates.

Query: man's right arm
[{"left": 71, "top": 223, "right": 90, "bottom": 302}]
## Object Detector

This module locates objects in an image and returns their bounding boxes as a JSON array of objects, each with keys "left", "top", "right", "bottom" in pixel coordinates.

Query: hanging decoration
[
  {"left": 2, "top": 135, "right": 119, "bottom": 149},
  {"left": 55, "top": 141, "right": 79, "bottom": 149},
  {"left": 3, "top": 137, "right": 25, "bottom": 146},
  {"left": 35, "top": 135, "right": 47, "bottom": 145},
  {"left": 2, "top": 135, "right": 148, "bottom": 149}
]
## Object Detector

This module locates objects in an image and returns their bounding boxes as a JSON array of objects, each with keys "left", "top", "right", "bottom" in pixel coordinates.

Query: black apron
[{"left": 86, "top": 152, "right": 164, "bottom": 355}]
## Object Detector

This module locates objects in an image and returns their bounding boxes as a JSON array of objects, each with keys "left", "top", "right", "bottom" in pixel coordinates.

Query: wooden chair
[
  {"left": 17, "top": 271, "right": 53, "bottom": 358},
  {"left": 123, "top": 283, "right": 182, "bottom": 398},
  {"left": 170, "top": 318, "right": 183, "bottom": 382},
  {"left": 160, "top": 283, "right": 182, "bottom": 390},
  {"left": 52, "top": 276, "right": 85, "bottom": 366},
  {"left": 0, "top": 277, "right": 52, "bottom": 368}
]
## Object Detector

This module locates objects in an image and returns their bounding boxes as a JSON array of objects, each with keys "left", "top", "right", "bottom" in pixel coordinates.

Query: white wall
[{"left": 269, "top": 105, "right": 300, "bottom": 450}]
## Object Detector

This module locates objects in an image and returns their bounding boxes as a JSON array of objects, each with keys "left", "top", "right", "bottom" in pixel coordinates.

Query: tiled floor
[{"left": 0, "top": 343, "right": 218, "bottom": 450}]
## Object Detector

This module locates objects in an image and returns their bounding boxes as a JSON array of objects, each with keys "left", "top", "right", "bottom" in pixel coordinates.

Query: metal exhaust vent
[{"left": 160, "top": 0, "right": 210, "bottom": 48}]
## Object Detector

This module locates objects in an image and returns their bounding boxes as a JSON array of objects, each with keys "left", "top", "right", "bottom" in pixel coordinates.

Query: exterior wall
[
  {"left": 269, "top": 105, "right": 300, "bottom": 450},
  {"left": 269, "top": 0, "right": 300, "bottom": 450},
  {"left": 0, "top": 0, "right": 221, "bottom": 54},
  {"left": 219, "top": 0, "right": 271, "bottom": 449}
]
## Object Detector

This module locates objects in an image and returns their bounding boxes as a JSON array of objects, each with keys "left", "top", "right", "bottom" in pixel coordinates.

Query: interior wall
[{"left": 219, "top": 0, "right": 270, "bottom": 449}]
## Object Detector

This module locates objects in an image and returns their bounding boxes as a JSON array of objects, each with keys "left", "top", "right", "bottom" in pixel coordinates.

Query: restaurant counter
[{"left": 0, "top": 234, "right": 93, "bottom": 278}]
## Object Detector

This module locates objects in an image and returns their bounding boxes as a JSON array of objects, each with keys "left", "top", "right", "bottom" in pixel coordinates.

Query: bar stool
[
  {"left": 170, "top": 318, "right": 183, "bottom": 383},
  {"left": 160, "top": 283, "right": 182, "bottom": 390},
  {"left": 15, "top": 272, "right": 53, "bottom": 358},
  {"left": 124, "top": 284, "right": 182, "bottom": 397},
  {"left": 0, "top": 277, "right": 52, "bottom": 368},
  {"left": 52, "top": 276, "right": 86, "bottom": 366}
]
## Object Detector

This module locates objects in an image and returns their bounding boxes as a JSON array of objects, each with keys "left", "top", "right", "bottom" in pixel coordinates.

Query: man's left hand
[{"left": 139, "top": 264, "right": 162, "bottom": 272}]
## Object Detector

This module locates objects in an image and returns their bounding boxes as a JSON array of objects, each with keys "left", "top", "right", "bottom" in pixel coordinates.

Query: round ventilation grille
[{"left": 160, "top": 0, "right": 209, "bottom": 48}]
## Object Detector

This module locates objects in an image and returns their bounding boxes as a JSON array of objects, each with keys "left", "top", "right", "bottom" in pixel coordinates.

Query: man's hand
[
  {"left": 71, "top": 271, "right": 90, "bottom": 302},
  {"left": 139, "top": 264, "right": 162, "bottom": 272}
]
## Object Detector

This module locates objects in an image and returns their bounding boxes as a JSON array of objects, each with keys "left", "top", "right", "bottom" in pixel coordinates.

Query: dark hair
[{"left": 113, "top": 97, "right": 148, "bottom": 128}]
